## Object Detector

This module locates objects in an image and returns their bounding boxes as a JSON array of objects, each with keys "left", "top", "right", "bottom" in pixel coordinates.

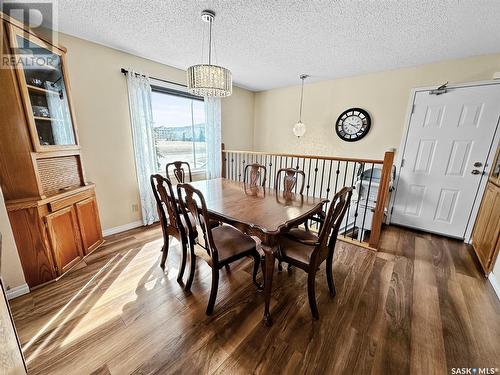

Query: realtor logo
[{"left": 1, "top": 0, "right": 58, "bottom": 69}]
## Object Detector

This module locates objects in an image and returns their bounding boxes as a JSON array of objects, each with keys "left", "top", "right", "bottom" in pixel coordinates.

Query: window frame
[{"left": 150, "top": 80, "right": 206, "bottom": 176}]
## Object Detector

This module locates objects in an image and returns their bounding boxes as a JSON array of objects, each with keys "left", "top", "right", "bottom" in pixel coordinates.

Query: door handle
[
  {"left": 473, "top": 162, "right": 483, "bottom": 167},
  {"left": 471, "top": 169, "right": 483, "bottom": 175}
]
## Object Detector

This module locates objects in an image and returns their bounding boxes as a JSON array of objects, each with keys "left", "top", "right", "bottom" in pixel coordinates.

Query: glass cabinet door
[{"left": 14, "top": 34, "right": 76, "bottom": 148}]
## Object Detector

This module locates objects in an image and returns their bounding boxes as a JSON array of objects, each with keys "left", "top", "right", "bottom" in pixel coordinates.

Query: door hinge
[
  {"left": 390, "top": 206, "right": 394, "bottom": 215},
  {"left": 401, "top": 158, "right": 405, "bottom": 168},
  {"left": 429, "top": 82, "right": 448, "bottom": 95},
  {"left": 411, "top": 104, "right": 415, "bottom": 114}
]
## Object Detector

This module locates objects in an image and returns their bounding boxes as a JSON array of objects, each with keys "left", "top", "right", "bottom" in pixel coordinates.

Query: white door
[{"left": 392, "top": 83, "right": 500, "bottom": 238}]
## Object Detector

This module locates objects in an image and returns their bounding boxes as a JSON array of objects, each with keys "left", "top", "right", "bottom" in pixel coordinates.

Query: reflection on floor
[{"left": 8, "top": 225, "right": 500, "bottom": 374}]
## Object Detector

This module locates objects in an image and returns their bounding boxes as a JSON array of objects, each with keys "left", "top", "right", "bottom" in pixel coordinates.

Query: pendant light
[
  {"left": 293, "top": 74, "right": 309, "bottom": 137},
  {"left": 187, "top": 10, "right": 232, "bottom": 97}
]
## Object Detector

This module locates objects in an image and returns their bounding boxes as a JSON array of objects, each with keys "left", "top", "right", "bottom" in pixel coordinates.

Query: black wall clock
[{"left": 335, "top": 108, "right": 371, "bottom": 142}]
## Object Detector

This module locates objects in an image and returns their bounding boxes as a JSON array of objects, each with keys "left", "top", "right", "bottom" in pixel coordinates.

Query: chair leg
[
  {"left": 326, "top": 254, "right": 336, "bottom": 297},
  {"left": 252, "top": 254, "right": 263, "bottom": 291},
  {"left": 160, "top": 235, "right": 169, "bottom": 269},
  {"left": 307, "top": 271, "right": 319, "bottom": 320},
  {"left": 261, "top": 257, "right": 266, "bottom": 283},
  {"left": 304, "top": 220, "right": 310, "bottom": 231},
  {"left": 184, "top": 239, "right": 197, "bottom": 291},
  {"left": 177, "top": 239, "right": 187, "bottom": 283},
  {"left": 206, "top": 267, "right": 219, "bottom": 315}
]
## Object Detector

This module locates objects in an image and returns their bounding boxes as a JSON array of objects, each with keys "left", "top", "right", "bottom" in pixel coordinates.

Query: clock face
[{"left": 335, "top": 108, "right": 371, "bottom": 142}]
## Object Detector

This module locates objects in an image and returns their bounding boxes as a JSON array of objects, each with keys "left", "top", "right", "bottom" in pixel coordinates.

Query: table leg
[{"left": 262, "top": 246, "right": 276, "bottom": 326}]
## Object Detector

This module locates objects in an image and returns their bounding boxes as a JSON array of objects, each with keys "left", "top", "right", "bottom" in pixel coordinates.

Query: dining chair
[
  {"left": 275, "top": 167, "right": 306, "bottom": 271},
  {"left": 244, "top": 163, "right": 267, "bottom": 187},
  {"left": 275, "top": 167, "right": 325, "bottom": 234},
  {"left": 177, "top": 183, "right": 262, "bottom": 315},
  {"left": 275, "top": 168, "right": 305, "bottom": 194},
  {"left": 150, "top": 174, "right": 197, "bottom": 282},
  {"left": 166, "top": 161, "right": 192, "bottom": 183},
  {"left": 277, "top": 186, "right": 353, "bottom": 320}
]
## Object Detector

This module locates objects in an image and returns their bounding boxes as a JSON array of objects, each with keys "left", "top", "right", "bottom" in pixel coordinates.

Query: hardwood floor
[{"left": 8, "top": 225, "right": 500, "bottom": 374}]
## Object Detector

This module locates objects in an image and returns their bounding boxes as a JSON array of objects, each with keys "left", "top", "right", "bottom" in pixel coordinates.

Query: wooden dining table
[{"left": 186, "top": 178, "right": 327, "bottom": 326}]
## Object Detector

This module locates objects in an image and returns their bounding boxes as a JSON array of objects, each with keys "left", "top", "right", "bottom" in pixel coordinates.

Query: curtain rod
[{"left": 120, "top": 68, "right": 187, "bottom": 88}]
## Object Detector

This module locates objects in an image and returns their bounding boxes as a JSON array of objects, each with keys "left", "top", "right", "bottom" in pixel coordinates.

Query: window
[{"left": 151, "top": 85, "right": 206, "bottom": 173}]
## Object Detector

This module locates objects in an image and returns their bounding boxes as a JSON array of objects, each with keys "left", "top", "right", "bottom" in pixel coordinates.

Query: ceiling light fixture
[
  {"left": 292, "top": 74, "right": 309, "bottom": 137},
  {"left": 187, "top": 10, "right": 232, "bottom": 97}
]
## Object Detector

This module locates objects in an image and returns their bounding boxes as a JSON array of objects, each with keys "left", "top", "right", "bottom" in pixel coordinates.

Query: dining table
[{"left": 186, "top": 178, "right": 327, "bottom": 326}]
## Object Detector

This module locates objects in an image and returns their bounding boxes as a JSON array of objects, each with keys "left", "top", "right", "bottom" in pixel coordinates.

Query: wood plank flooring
[{"left": 8, "top": 225, "right": 500, "bottom": 374}]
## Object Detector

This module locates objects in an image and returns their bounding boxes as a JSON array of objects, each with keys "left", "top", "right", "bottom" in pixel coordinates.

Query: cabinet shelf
[
  {"left": 27, "top": 84, "right": 60, "bottom": 96},
  {"left": 34, "top": 116, "right": 61, "bottom": 122}
]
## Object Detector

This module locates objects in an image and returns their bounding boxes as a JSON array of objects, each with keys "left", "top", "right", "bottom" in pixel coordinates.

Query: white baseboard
[
  {"left": 6, "top": 283, "right": 30, "bottom": 300},
  {"left": 488, "top": 273, "right": 500, "bottom": 301},
  {"left": 102, "top": 220, "right": 143, "bottom": 237}
]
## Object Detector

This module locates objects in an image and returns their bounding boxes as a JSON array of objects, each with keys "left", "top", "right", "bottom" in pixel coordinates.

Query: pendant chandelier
[
  {"left": 293, "top": 74, "right": 309, "bottom": 137},
  {"left": 187, "top": 10, "right": 232, "bottom": 97}
]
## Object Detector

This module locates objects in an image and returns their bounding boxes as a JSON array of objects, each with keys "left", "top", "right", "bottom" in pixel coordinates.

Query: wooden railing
[{"left": 221, "top": 144, "right": 395, "bottom": 250}]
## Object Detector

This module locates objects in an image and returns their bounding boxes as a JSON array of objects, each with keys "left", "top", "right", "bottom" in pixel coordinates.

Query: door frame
[{"left": 388, "top": 80, "right": 500, "bottom": 242}]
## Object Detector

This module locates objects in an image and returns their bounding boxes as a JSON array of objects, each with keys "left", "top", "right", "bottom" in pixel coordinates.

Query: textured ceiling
[{"left": 54, "top": 0, "right": 500, "bottom": 91}]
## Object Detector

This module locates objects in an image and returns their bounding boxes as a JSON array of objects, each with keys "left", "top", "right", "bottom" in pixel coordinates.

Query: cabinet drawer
[{"left": 49, "top": 189, "right": 93, "bottom": 212}]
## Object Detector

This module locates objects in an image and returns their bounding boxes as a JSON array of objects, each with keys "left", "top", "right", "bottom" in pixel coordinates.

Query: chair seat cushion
[
  {"left": 211, "top": 225, "right": 257, "bottom": 262},
  {"left": 287, "top": 228, "right": 319, "bottom": 242},
  {"left": 280, "top": 228, "right": 318, "bottom": 265}
]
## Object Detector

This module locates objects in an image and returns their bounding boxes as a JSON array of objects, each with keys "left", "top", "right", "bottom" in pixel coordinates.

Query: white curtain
[
  {"left": 204, "top": 97, "right": 222, "bottom": 179},
  {"left": 126, "top": 70, "right": 158, "bottom": 225},
  {"left": 45, "top": 82, "right": 75, "bottom": 145}
]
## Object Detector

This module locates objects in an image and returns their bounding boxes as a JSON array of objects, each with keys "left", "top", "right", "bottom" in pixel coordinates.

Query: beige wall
[
  {"left": 58, "top": 33, "right": 255, "bottom": 231},
  {"left": 221, "top": 86, "right": 254, "bottom": 150},
  {"left": 253, "top": 53, "right": 500, "bottom": 160},
  {"left": 0, "top": 188, "right": 26, "bottom": 291}
]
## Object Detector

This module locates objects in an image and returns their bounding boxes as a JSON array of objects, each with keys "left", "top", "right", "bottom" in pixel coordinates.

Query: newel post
[
  {"left": 221, "top": 143, "right": 226, "bottom": 178},
  {"left": 368, "top": 150, "right": 395, "bottom": 249}
]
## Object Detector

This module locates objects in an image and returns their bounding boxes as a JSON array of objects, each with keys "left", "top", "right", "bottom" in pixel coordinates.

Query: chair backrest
[
  {"left": 275, "top": 168, "right": 305, "bottom": 194},
  {"left": 315, "top": 187, "right": 353, "bottom": 262},
  {"left": 166, "top": 161, "right": 192, "bottom": 183},
  {"left": 177, "top": 183, "right": 218, "bottom": 262},
  {"left": 150, "top": 174, "right": 184, "bottom": 234},
  {"left": 244, "top": 163, "right": 267, "bottom": 187}
]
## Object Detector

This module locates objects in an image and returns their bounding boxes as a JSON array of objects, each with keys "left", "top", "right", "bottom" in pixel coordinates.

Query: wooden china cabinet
[
  {"left": 0, "top": 15, "right": 103, "bottom": 288},
  {"left": 471, "top": 144, "right": 500, "bottom": 275}
]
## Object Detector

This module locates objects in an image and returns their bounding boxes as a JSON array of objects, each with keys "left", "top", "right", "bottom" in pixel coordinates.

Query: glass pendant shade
[
  {"left": 293, "top": 121, "right": 306, "bottom": 137},
  {"left": 187, "top": 10, "right": 232, "bottom": 98},
  {"left": 187, "top": 64, "right": 232, "bottom": 97}
]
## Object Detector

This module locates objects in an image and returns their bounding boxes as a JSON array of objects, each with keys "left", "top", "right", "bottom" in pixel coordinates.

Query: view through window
[{"left": 151, "top": 87, "right": 206, "bottom": 173}]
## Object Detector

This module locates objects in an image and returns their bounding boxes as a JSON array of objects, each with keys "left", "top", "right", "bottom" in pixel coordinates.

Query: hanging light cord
[
  {"left": 208, "top": 17, "right": 212, "bottom": 65},
  {"left": 299, "top": 76, "right": 305, "bottom": 122}
]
